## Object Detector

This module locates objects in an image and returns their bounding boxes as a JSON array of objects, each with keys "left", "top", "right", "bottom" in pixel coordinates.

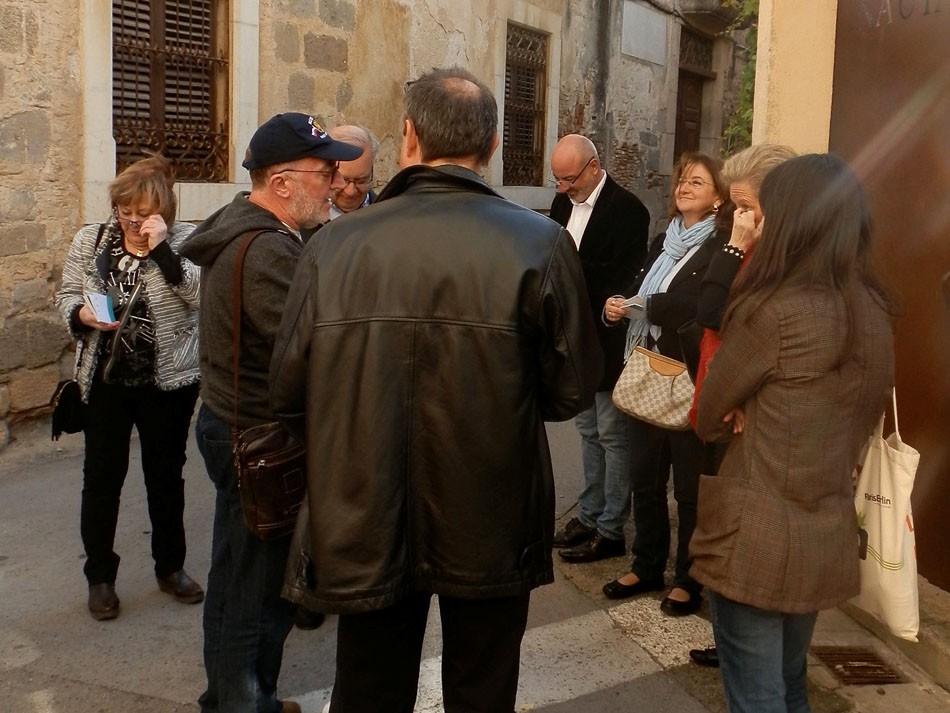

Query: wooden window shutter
[{"left": 113, "top": 0, "right": 230, "bottom": 181}]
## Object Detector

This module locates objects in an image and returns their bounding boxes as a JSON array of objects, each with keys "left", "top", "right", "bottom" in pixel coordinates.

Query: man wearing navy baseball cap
[{"left": 179, "top": 113, "right": 362, "bottom": 713}]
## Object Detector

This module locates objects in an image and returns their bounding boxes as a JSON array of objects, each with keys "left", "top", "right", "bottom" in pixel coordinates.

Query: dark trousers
[
  {"left": 628, "top": 417, "right": 705, "bottom": 593},
  {"left": 81, "top": 378, "right": 199, "bottom": 585},
  {"left": 330, "top": 591, "right": 531, "bottom": 713},
  {"left": 195, "top": 404, "right": 296, "bottom": 713}
]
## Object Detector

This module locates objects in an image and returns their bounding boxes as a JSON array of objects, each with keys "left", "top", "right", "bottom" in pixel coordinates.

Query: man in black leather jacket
[{"left": 270, "top": 67, "right": 601, "bottom": 713}]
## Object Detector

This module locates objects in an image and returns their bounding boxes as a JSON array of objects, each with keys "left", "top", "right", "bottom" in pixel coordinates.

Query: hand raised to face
[{"left": 138, "top": 214, "right": 168, "bottom": 249}]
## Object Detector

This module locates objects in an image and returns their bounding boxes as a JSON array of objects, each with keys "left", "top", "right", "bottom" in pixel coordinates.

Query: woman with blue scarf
[{"left": 601, "top": 152, "right": 728, "bottom": 616}]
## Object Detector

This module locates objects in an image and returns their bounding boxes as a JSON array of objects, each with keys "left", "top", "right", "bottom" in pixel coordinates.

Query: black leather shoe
[
  {"left": 602, "top": 576, "right": 665, "bottom": 600},
  {"left": 294, "top": 606, "right": 326, "bottom": 630},
  {"left": 553, "top": 517, "right": 596, "bottom": 548},
  {"left": 88, "top": 582, "right": 120, "bottom": 620},
  {"left": 558, "top": 533, "right": 625, "bottom": 563},
  {"left": 661, "top": 590, "right": 702, "bottom": 616},
  {"left": 689, "top": 646, "right": 720, "bottom": 668},
  {"left": 157, "top": 569, "right": 205, "bottom": 604}
]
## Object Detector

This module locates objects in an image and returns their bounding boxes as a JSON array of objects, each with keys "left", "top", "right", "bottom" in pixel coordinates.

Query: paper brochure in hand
[{"left": 84, "top": 293, "right": 116, "bottom": 323}]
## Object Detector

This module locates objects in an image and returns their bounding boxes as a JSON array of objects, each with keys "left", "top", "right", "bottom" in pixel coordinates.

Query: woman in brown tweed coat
[{"left": 691, "top": 153, "right": 895, "bottom": 713}]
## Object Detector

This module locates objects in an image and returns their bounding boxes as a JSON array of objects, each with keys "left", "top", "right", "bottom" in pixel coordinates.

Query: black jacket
[
  {"left": 626, "top": 226, "right": 729, "bottom": 360},
  {"left": 550, "top": 175, "right": 650, "bottom": 390},
  {"left": 270, "top": 165, "right": 601, "bottom": 613}
]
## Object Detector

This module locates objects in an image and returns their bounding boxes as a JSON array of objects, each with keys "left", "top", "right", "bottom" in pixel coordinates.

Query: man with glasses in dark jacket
[
  {"left": 271, "top": 67, "right": 601, "bottom": 713},
  {"left": 180, "top": 113, "right": 361, "bottom": 713}
]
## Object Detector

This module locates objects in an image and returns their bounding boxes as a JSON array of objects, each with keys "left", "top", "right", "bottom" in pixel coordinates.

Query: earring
[{"left": 712, "top": 202, "right": 720, "bottom": 214}]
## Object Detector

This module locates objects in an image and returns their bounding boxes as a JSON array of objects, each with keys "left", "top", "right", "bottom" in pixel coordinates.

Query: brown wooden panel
[
  {"left": 675, "top": 72, "right": 704, "bottom": 160},
  {"left": 830, "top": 3, "right": 950, "bottom": 589}
]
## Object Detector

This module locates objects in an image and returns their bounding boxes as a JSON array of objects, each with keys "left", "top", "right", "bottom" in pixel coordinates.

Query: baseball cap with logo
[{"left": 242, "top": 113, "right": 363, "bottom": 170}]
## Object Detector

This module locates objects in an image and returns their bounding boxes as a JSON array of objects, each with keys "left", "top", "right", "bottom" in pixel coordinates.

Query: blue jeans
[
  {"left": 710, "top": 592, "right": 818, "bottom": 713},
  {"left": 195, "top": 405, "right": 296, "bottom": 713},
  {"left": 574, "top": 392, "right": 632, "bottom": 540}
]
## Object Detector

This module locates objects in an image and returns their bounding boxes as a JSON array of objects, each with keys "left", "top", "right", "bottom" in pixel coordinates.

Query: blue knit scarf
[{"left": 623, "top": 213, "right": 717, "bottom": 360}]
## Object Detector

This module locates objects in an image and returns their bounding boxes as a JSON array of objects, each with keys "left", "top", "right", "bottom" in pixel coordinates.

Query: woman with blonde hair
[
  {"left": 686, "top": 143, "right": 797, "bottom": 668},
  {"left": 692, "top": 154, "right": 894, "bottom": 711},
  {"left": 55, "top": 154, "right": 203, "bottom": 620}
]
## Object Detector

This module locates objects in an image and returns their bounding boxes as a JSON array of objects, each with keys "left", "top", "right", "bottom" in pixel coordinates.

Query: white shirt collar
[{"left": 570, "top": 170, "right": 607, "bottom": 209}]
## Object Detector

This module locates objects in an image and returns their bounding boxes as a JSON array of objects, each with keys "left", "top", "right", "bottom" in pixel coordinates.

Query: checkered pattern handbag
[{"left": 612, "top": 346, "right": 694, "bottom": 431}]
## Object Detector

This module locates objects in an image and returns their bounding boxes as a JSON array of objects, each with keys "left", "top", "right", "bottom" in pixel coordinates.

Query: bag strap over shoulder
[
  {"left": 890, "top": 389, "right": 901, "bottom": 439},
  {"left": 230, "top": 230, "right": 268, "bottom": 429},
  {"left": 633, "top": 345, "right": 687, "bottom": 376},
  {"left": 94, "top": 222, "right": 107, "bottom": 251}
]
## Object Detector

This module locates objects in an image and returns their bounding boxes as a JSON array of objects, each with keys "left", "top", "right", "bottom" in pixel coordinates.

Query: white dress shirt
[{"left": 565, "top": 171, "right": 608, "bottom": 249}]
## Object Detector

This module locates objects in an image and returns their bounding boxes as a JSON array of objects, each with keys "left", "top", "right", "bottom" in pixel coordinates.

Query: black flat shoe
[
  {"left": 602, "top": 576, "right": 665, "bottom": 600},
  {"left": 660, "top": 590, "right": 702, "bottom": 616},
  {"left": 689, "top": 646, "right": 720, "bottom": 668}
]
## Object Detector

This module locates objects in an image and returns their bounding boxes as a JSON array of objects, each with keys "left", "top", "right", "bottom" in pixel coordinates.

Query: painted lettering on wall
[{"left": 862, "top": 0, "right": 944, "bottom": 26}]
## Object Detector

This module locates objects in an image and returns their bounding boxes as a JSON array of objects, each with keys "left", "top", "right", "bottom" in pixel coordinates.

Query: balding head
[
  {"left": 402, "top": 66, "right": 498, "bottom": 168},
  {"left": 551, "top": 134, "right": 603, "bottom": 202}
]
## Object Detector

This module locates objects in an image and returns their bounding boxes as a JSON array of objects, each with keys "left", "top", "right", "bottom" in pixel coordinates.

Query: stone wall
[
  {"left": 559, "top": 0, "right": 745, "bottom": 235},
  {"left": 0, "top": 1, "right": 83, "bottom": 448},
  {"left": 0, "top": 0, "right": 742, "bottom": 450}
]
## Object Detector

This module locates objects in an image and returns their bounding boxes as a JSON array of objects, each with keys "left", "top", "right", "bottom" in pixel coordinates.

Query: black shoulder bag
[{"left": 50, "top": 223, "right": 108, "bottom": 439}]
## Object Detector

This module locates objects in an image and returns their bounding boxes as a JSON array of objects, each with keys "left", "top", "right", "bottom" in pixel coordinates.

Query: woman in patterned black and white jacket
[{"left": 55, "top": 154, "right": 204, "bottom": 621}]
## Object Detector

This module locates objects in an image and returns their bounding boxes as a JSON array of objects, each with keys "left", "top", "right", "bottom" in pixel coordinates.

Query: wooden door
[
  {"left": 674, "top": 72, "right": 704, "bottom": 160},
  {"left": 830, "top": 4, "right": 950, "bottom": 589}
]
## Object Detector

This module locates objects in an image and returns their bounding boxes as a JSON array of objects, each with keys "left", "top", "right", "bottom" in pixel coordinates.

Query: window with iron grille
[
  {"left": 113, "top": 0, "right": 230, "bottom": 181},
  {"left": 504, "top": 23, "right": 548, "bottom": 186}
]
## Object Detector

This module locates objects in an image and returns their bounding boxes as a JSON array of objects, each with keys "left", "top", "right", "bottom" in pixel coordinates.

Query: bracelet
[{"left": 723, "top": 245, "right": 745, "bottom": 259}]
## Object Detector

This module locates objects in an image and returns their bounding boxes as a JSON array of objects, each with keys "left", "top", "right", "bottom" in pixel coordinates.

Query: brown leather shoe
[
  {"left": 157, "top": 569, "right": 205, "bottom": 604},
  {"left": 88, "top": 582, "right": 120, "bottom": 620},
  {"left": 280, "top": 701, "right": 302, "bottom": 713}
]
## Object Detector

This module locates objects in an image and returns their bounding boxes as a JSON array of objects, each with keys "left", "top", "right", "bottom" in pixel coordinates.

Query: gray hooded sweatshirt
[{"left": 178, "top": 192, "right": 304, "bottom": 427}]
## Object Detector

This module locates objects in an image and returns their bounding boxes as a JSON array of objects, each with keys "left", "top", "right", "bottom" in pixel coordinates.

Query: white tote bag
[{"left": 850, "top": 390, "right": 920, "bottom": 642}]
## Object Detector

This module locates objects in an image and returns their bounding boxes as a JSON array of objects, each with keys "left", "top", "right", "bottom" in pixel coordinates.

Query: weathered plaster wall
[
  {"left": 0, "top": 1, "right": 83, "bottom": 446},
  {"left": 0, "top": 0, "right": 742, "bottom": 446},
  {"left": 559, "top": 0, "right": 676, "bottom": 232}
]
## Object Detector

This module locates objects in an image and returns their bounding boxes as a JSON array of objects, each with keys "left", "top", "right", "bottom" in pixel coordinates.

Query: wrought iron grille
[
  {"left": 113, "top": 0, "right": 230, "bottom": 181},
  {"left": 504, "top": 23, "right": 548, "bottom": 186}
]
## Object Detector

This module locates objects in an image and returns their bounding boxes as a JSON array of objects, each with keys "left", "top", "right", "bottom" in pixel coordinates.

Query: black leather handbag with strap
[{"left": 229, "top": 230, "right": 306, "bottom": 540}]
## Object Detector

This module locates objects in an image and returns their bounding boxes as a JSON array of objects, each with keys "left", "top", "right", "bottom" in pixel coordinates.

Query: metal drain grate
[{"left": 811, "top": 646, "right": 906, "bottom": 686}]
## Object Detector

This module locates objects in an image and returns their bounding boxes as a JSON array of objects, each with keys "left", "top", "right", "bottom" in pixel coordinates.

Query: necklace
[{"left": 124, "top": 237, "right": 148, "bottom": 258}]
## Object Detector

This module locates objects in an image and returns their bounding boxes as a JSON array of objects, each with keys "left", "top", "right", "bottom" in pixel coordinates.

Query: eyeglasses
[
  {"left": 677, "top": 177, "right": 712, "bottom": 189},
  {"left": 339, "top": 174, "right": 372, "bottom": 190},
  {"left": 277, "top": 166, "right": 339, "bottom": 180},
  {"left": 113, "top": 208, "right": 145, "bottom": 229},
  {"left": 549, "top": 156, "right": 594, "bottom": 188}
]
